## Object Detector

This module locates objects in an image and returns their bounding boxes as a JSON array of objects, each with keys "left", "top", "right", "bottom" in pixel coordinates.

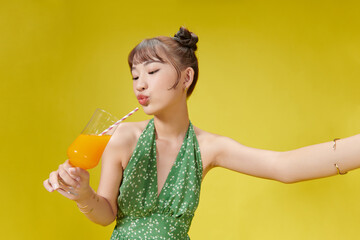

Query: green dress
[{"left": 110, "top": 119, "right": 203, "bottom": 240}]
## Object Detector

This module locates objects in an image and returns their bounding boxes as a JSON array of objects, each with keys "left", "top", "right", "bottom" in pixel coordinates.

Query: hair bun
[{"left": 173, "top": 27, "right": 198, "bottom": 51}]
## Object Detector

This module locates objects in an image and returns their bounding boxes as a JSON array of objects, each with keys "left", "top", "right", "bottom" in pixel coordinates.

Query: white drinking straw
[{"left": 99, "top": 107, "right": 139, "bottom": 135}]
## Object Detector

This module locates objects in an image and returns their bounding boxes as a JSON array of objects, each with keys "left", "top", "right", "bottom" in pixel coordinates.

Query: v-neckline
[{"left": 153, "top": 120, "right": 190, "bottom": 199}]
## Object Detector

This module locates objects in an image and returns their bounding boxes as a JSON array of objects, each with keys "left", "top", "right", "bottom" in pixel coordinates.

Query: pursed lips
[{"left": 137, "top": 95, "right": 149, "bottom": 105}]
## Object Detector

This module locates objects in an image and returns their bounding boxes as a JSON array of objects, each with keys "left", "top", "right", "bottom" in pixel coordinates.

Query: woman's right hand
[{"left": 43, "top": 160, "right": 93, "bottom": 202}]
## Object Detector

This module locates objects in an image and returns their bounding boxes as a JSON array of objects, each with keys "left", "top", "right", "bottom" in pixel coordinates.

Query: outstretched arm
[
  {"left": 277, "top": 134, "right": 360, "bottom": 183},
  {"left": 212, "top": 133, "right": 360, "bottom": 183}
]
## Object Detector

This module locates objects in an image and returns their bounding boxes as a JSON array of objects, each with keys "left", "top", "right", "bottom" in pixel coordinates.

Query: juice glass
[{"left": 67, "top": 109, "right": 118, "bottom": 169}]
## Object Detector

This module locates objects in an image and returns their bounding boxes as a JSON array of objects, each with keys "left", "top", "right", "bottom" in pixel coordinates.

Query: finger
[
  {"left": 68, "top": 167, "right": 81, "bottom": 182},
  {"left": 59, "top": 179, "right": 80, "bottom": 195},
  {"left": 64, "top": 159, "right": 74, "bottom": 168},
  {"left": 69, "top": 167, "right": 89, "bottom": 183},
  {"left": 57, "top": 184, "right": 79, "bottom": 196},
  {"left": 58, "top": 178, "right": 75, "bottom": 190},
  {"left": 49, "top": 171, "right": 60, "bottom": 190},
  {"left": 58, "top": 166, "right": 79, "bottom": 187},
  {"left": 43, "top": 178, "right": 54, "bottom": 192},
  {"left": 60, "top": 160, "right": 75, "bottom": 174},
  {"left": 56, "top": 188, "right": 79, "bottom": 200}
]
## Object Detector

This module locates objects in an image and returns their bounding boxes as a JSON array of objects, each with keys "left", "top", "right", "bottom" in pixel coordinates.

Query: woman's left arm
[
  {"left": 277, "top": 133, "right": 360, "bottom": 183},
  {"left": 212, "top": 133, "right": 360, "bottom": 183}
]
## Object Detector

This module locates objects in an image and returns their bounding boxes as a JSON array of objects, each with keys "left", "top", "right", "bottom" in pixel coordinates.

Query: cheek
[
  {"left": 151, "top": 78, "right": 170, "bottom": 93},
  {"left": 160, "top": 68, "right": 178, "bottom": 87}
]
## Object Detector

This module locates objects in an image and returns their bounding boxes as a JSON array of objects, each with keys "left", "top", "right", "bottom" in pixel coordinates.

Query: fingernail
[
  {"left": 53, "top": 183, "right": 59, "bottom": 190},
  {"left": 76, "top": 177, "right": 80, "bottom": 182}
]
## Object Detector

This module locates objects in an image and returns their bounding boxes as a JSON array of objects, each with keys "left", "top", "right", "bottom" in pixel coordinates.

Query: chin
[
  {"left": 141, "top": 105, "right": 156, "bottom": 116},
  {"left": 141, "top": 104, "right": 166, "bottom": 116}
]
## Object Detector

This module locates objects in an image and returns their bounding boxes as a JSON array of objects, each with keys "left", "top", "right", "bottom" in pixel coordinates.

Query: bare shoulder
[
  {"left": 106, "top": 119, "right": 151, "bottom": 170},
  {"left": 193, "top": 125, "right": 221, "bottom": 144},
  {"left": 111, "top": 119, "right": 150, "bottom": 143},
  {"left": 192, "top": 125, "right": 225, "bottom": 178}
]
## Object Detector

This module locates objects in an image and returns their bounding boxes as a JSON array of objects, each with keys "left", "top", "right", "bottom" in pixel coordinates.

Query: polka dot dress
[{"left": 110, "top": 119, "right": 203, "bottom": 240}]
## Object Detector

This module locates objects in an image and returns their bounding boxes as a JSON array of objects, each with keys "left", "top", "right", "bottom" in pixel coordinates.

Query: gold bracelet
[
  {"left": 334, "top": 163, "right": 348, "bottom": 175},
  {"left": 76, "top": 193, "right": 99, "bottom": 214},
  {"left": 77, "top": 203, "right": 94, "bottom": 214},
  {"left": 78, "top": 207, "right": 94, "bottom": 214},
  {"left": 332, "top": 138, "right": 348, "bottom": 175},
  {"left": 333, "top": 138, "right": 340, "bottom": 151},
  {"left": 77, "top": 203, "right": 89, "bottom": 209}
]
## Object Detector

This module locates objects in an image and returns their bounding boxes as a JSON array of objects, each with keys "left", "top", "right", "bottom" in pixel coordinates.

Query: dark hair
[{"left": 128, "top": 26, "right": 199, "bottom": 98}]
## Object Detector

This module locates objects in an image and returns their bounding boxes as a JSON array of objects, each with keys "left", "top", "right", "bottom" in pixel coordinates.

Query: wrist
[
  {"left": 75, "top": 189, "right": 101, "bottom": 215},
  {"left": 75, "top": 187, "right": 95, "bottom": 207}
]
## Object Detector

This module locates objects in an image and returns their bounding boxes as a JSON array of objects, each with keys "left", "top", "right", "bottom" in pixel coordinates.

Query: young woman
[{"left": 43, "top": 27, "right": 360, "bottom": 239}]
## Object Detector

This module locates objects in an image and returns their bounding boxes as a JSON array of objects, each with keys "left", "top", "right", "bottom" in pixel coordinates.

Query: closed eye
[
  {"left": 149, "top": 69, "right": 159, "bottom": 74},
  {"left": 132, "top": 69, "right": 159, "bottom": 80}
]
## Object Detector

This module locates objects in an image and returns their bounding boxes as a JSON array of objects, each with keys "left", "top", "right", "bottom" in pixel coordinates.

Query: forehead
[
  {"left": 131, "top": 60, "right": 164, "bottom": 71},
  {"left": 130, "top": 40, "right": 169, "bottom": 63}
]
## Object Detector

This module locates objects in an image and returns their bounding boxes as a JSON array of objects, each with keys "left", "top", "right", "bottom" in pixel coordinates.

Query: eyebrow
[{"left": 131, "top": 60, "right": 162, "bottom": 71}]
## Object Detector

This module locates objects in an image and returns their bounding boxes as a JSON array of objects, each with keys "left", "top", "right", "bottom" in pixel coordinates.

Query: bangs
[
  {"left": 128, "top": 39, "right": 167, "bottom": 67},
  {"left": 127, "top": 37, "right": 183, "bottom": 92}
]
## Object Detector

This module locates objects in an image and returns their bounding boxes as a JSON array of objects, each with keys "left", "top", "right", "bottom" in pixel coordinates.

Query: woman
[{"left": 43, "top": 27, "right": 360, "bottom": 239}]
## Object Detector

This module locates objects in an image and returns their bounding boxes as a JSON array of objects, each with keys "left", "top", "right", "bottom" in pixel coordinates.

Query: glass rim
[{"left": 80, "top": 108, "right": 118, "bottom": 134}]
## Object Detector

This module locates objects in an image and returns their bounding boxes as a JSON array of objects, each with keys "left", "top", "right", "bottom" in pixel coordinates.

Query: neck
[{"left": 153, "top": 102, "right": 190, "bottom": 141}]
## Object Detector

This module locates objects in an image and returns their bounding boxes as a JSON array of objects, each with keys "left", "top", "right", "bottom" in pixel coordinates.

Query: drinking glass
[{"left": 67, "top": 109, "right": 118, "bottom": 169}]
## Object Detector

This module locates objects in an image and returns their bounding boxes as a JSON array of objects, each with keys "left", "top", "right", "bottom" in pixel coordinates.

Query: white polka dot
[{"left": 111, "top": 119, "right": 202, "bottom": 240}]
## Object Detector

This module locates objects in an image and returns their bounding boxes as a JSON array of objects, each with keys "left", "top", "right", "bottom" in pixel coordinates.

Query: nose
[{"left": 135, "top": 75, "right": 148, "bottom": 92}]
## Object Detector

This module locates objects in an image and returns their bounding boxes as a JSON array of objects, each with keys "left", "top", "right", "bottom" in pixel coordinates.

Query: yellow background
[{"left": 1, "top": 0, "right": 360, "bottom": 239}]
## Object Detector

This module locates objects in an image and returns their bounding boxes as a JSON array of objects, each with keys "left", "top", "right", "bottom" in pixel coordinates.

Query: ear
[{"left": 183, "top": 67, "right": 194, "bottom": 90}]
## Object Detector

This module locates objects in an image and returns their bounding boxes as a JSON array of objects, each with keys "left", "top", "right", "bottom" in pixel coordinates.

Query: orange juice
[{"left": 67, "top": 134, "right": 111, "bottom": 169}]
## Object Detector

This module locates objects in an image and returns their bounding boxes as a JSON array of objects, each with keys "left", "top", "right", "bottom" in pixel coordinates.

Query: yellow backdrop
[{"left": 1, "top": 0, "right": 360, "bottom": 239}]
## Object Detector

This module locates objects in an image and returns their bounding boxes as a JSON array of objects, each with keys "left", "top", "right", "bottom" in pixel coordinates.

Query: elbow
[
  {"left": 103, "top": 215, "right": 117, "bottom": 226},
  {"left": 92, "top": 213, "right": 116, "bottom": 226},
  {"left": 99, "top": 221, "right": 114, "bottom": 227},
  {"left": 274, "top": 170, "right": 300, "bottom": 184},
  {"left": 278, "top": 177, "right": 297, "bottom": 184},
  {"left": 274, "top": 151, "right": 300, "bottom": 184},
  {"left": 276, "top": 169, "right": 306, "bottom": 184},
  {"left": 273, "top": 169, "right": 294, "bottom": 183},
  {"left": 95, "top": 217, "right": 116, "bottom": 227},
  {"left": 273, "top": 158, "right": 297, "bottom": 184},
  {"left": 275, "top": 168, "right": 300, "bottom": 184},
  {"left": 96, "top": 198, "right": 117, "bottom": 226},
  {"left": 276, "top": 171, "right": 304, "bottom": 184}
]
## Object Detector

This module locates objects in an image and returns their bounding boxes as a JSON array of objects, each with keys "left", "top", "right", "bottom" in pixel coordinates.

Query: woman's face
[{"left": 131, "top": 58, "right": 185, "bottom": 115}]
